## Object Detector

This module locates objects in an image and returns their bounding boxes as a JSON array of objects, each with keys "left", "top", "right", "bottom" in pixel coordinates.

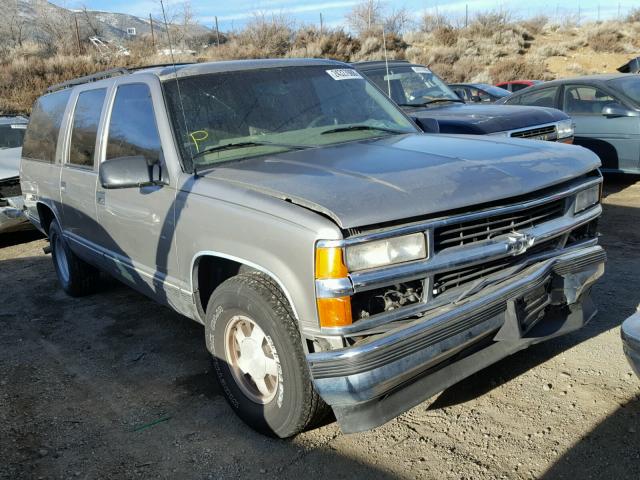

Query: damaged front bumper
[
  {"left": 307, "top": 244, "right": 605, "bottom": 433},
  {"left": 0, "top": 195, "right": 30, "bottom": 233}
]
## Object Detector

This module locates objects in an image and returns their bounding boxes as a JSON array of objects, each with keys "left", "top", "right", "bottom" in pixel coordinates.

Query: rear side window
[
  {"left": 22, "top": 90, "right": 71, "bottom": 163},
  {"left": 106, "top": 84, "right": 162, "bottom": 164},
  {"left": 515, "top": 87, "right": 558, "bottom": 108},
  {"left": 69, "top": 89, "right": 106, "bottom": 168}
]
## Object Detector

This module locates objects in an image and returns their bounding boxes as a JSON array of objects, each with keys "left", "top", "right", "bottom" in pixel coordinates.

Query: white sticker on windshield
[
  {"left": 10, "top": 124, "right": 26, "bottom": 129},
  {"left": 411, "top": 66, "right": 432, "bottom": 74},
  {"left": 326, "top": 69, "right": 363, "bottom": 80}
]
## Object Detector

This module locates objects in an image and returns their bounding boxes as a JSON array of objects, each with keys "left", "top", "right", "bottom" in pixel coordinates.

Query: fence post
[{"left": 150, "top": 14, "right": 155, "bottom": 47}]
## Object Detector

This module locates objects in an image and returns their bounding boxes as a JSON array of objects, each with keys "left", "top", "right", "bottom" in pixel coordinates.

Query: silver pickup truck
[{"left": 21, "top": 59, "right": 605, "bottom": 438}]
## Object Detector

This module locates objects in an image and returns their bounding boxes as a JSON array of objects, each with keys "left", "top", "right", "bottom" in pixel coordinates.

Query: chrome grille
[
  {"left": 432, "top": 239, "right": 560, "bottom": 296},
  {"left": 510, "top": 124, "right": 557, "bottom": 140},
  {"left": 433, "top": 199, "right": 565, "bottom": 251}
]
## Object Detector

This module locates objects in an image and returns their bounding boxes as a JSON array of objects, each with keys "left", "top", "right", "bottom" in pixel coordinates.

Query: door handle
[{"left": 96, "top": 190, "right": 105, "bottom": 205}]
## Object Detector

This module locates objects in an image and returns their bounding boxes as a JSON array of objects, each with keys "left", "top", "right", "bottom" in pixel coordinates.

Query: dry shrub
[
  {"left": 431, "top": 26, "right": 457, "bottom": 47},
  {"left": 534, "top": 43, "right": 568, "bottom": 57},
  {"left": 519, "top": 15, "right": 548, "bottom": 36},
  {"left": 350, "top": 33, "right": 406, "bottom": 62},
  {"left": 488, "top": 57, "right": 548, "bottom": 83},
  {"left": 587, "top": 26, "right": 624, "bottom": 52},
  {"left": 468, "top": 11, "right": 511, "bottom": 37}
]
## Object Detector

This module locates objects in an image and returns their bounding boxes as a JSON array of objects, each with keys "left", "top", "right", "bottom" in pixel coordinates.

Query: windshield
[
  {"left": 0, "top": 123, "right": 26, "bottom": 149},
  {"left": 364, "top": 65, "right": 461, "bottom": 106},
  {"left": 163, "top": 65, "right": 416, "bottom": 171},
  {"left": 608, "top": 76, "right": 640, "bottom": 106}
]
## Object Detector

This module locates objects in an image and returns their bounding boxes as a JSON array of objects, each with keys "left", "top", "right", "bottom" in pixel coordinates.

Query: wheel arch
[
  {"left": 36, "top": 201, "right": 59, "bottom": 235},
  {"left": 191, "top": 251, "right": 300, "bottom": 322}
]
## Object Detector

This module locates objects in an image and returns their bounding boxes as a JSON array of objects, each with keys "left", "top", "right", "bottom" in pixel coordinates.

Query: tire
[
  {"left": 205, "top": 272, "right": 328, "bottom": 438},
  {"left": 49, "top": 219, "right": 100, "bottom": 297}
]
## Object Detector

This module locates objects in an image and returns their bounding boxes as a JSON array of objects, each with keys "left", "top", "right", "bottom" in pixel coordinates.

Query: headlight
[
  {"left": 557, "top": 119, "right": 574, "bottom": 139},
  {"left": 345, "top": 233, "right": 427, "bottom": 271},
  {"left": 574, "top": 185, "right": 600, "bottom": 214}
]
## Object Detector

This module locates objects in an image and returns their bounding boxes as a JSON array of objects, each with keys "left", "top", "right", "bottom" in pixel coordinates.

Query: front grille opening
[
  {"left": 516, "top": 279, "right": 552, "bottom": 332},
  {"left": 510, "top": 124, "right": 556, "bottom": 140},
  {"left": 433, "top": 199, "right": 565, "bottom": 251},
  {"left": 432, "top": 238, "right": 560, "bottom": 297},
  {"left": 351, "top": 280, "right": 423, "bottom": 321},
  {"left": 566, "top": 219, "right": 598, "bottom": 246}
]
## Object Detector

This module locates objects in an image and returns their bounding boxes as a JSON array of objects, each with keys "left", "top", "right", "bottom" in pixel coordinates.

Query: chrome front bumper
[
  {"left": 307, "top": 245, "right": 605, "bottom": 433},
  {"left": 0, "top": 195, "right": 30, "bottom": 233}
]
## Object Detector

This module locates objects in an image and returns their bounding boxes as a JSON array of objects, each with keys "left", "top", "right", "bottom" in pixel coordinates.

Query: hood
[
  {"left": 202, "top": 134, "right": 600, "bottom": 229},
  {"left": 0, "top": 147, "right": 21, "bottom": 181},
  {"left": 406, "top": 103, "right": 567, "bottom": 134}
]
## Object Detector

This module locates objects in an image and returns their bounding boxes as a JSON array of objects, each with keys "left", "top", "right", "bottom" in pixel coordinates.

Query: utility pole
[
  {"left": 215, "top": 16, "right": 220, "bottom": 46},
  {"left": 149, "top": 14, "right": 155, "bottom": 48},
  {"left": 465, "top": 4, "right": 468, "bottom": 28},
  {"left": 74, "top": 14, "right": 81, "bottom": 54},
  {"left": 597, "top": 4, "right": 600, "bottom": 22},
  {"left": 320, "top": 12, "right": 324, "bottom": 35}
]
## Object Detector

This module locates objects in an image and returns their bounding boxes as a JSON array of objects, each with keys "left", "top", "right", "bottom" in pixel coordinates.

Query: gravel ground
[{"left": 1, "top": 176, "right": 639, "bottom": 480}]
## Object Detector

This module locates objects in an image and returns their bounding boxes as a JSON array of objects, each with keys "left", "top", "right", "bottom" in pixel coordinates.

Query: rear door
[
  {"left": 60, "top": 86, "right": 107, "bottom": 260},
  {"left": 561, "top": 83, "right": 640, "bottom": 172},
  {"left": 94, "top": 80, "right": 179, "bottom": 304}
]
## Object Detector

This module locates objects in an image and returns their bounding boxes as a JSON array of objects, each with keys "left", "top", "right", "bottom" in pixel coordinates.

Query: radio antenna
[
  {"left": 160, "top": 0, "right": 197, "bottom": 175},
  {"left": 382, "top": 25, "right": 391, "bottom": 97}
]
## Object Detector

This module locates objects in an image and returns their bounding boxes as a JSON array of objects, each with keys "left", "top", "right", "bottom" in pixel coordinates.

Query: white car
[{"left": 0, "top": 116, "right": 29, "bottom": 233}]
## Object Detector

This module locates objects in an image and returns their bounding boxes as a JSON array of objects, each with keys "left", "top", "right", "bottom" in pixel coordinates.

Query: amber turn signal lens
[
  {"left": 317, "top": 297, "right": 352, "bottom": 328},
  {"left": 559, "top": 137, "right": 573, "bottom": 144},
  {"left": 315, "top": 247, "right": 348, "bottom": 279}
]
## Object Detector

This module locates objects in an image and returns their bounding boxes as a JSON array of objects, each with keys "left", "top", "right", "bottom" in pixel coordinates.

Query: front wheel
[{"left": 205, "top": 272, "right": 328, "bottom": 438}]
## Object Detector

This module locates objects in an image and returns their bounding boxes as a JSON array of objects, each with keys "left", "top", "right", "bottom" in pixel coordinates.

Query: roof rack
[
  {"left": 46, "top": 62, "right": 198, "bottom": 93},
  {"left": 47, "top": 67, "right": 130, "bottom": 93}
]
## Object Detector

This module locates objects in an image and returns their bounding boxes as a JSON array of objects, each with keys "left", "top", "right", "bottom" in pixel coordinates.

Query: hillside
[{"left": 1, "top": 8, "right": 639, "bottom": 115}]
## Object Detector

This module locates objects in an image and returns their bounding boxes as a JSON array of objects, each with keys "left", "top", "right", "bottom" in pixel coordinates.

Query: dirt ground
[{"left": 1, "top": 176, "right": 639, "bottom": 480}]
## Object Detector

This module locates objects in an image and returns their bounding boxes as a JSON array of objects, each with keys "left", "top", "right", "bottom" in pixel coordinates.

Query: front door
[
  {"left": 561, "top": 84, "right": 640, "bottom": 172},
  {"left": 95, "top": 81, "right": 178, "bottom": 304},
  {"left": 60, "top": 87, "right": 107, "bottom": 261}
]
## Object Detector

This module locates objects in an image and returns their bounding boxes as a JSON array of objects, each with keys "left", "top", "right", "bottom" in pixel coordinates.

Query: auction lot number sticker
[{"left": 326, "top": 69, "right": 363, "bottom": 80}]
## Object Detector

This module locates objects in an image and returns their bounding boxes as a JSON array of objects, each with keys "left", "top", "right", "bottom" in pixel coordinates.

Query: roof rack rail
[
  {"left": 47, "top": 67, "right": 130, "bottom": 93},
  {"left": 128, "top": 62, "right": 197, "bottom": 71}
]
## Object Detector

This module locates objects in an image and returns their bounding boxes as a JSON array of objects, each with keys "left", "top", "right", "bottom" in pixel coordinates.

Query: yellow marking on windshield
[{"left": 189, "top": 130, "right": 208, "bottom": 152}]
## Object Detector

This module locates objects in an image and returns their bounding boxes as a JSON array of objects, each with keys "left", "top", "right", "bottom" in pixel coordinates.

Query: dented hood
[{"left": 204, "top": 134, "right": 600, "bottom": 229}]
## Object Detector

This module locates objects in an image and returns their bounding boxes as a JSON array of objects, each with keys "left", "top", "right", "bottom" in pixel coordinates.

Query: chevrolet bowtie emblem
[{"left": 506, "top": 232, "right": 535, "bottom": 255}]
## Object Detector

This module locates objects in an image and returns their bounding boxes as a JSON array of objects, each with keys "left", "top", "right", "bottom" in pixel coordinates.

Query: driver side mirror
[
  {"left": 602, "top": 104, "right": 639, "bottom": 118},
  {"left": 99, "top": 155, "right": 163, "bottom": 189}
]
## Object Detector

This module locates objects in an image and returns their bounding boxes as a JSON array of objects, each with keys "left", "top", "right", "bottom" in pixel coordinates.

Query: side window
[
  {"left": 511, "top": 83, "right": 528, "bottom": 92},
  {"left": 106, "top": 83, "right": 162, "bottom": 164},
  {"left": 563, "top": 85, "right": 616, "bottom": 115},
  {"left": 69, "top": 89, "right": 106, "bottom": 167},
  {"left": 22, "top": 90, "right": 71, "bottom": 163},
  {"left": 517, "top": 87, "right": 558, "bottom": 108},
  {"left": 452, "top": 87, "right": 468, "bottom": 101}
]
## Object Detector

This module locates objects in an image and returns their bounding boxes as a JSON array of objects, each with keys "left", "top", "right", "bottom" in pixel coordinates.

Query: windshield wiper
[
  {"left": 398, "top": 98, "right": 464, "bottom": 107},
  {"left": 320, "top": 125, "right": 409, "bottom": 135},
  {"left": 192, "top": 141, "right": 308, "bottom": 160}
]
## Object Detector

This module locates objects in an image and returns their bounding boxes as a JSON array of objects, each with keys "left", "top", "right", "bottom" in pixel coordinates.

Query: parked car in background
[
  {"left": 354, "top": 60, "right": 573, "bottom": 142},
  {"left": 622, "top": 310, "right": 640, "bottom": 377},
  {"left": 449, "top": 83, "right": 510, "bottom": 103},
  {"left": 497, "top": 74, "right": 640, "bottom": 173},
  {"left": 0, "top": 115, "right": 30, "bottom": 233},
  {"left": 496, "top": 80, "right": 544, "bottom": 92},
  {"left": 22, "top": 59, "right": 605, "bottom": 438}
]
